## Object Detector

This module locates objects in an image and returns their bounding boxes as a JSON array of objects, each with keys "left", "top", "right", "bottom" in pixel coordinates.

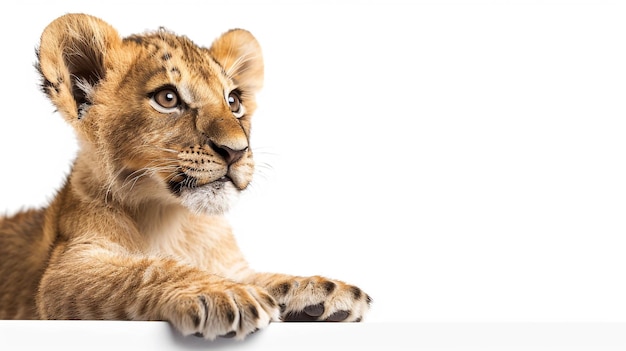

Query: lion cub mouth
[
  {"left": 167, "top": 174, "right": 231, "bottom": 195},
  {"left": 159, "top": 145, "right": 252, "bottom": 213}
]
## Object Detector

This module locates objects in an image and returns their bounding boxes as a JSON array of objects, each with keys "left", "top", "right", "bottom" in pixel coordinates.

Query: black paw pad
[
  {"left": 325, "top": 310, "right": 350, "bottom": 322},
  {"left": 283, "top": 308, "right": 319, "bottom": 322},
  {"left": 303, "top": 303, "right": 325, "bottom": 317},
  {"left": 219, "top": 331, "right": 237, "bottom": 338}
]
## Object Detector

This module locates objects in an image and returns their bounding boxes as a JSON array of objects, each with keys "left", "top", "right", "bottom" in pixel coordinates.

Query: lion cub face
[{"left": 37, "top": 14, "right": 263, "bottom": 214}]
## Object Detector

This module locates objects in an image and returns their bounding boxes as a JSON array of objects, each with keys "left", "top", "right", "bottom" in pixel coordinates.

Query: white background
[{"left": 0, "top": 0, "right": 625, "bottom": 325}]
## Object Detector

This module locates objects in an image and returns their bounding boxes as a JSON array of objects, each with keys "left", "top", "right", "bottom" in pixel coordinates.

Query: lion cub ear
[
  {"left": 37, "top": 13, "right": 122, "bottom": 126},
  {"left": 208, "top": 29, "right": 264, "bottom": 94}
]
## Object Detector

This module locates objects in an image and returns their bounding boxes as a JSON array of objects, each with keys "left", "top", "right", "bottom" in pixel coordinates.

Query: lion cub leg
[
  {"left": 246, "top": 273, "right": 372, "bottom": 322},
  {"left": 37, "top": 251, "right": 280, "bottom": 340}
]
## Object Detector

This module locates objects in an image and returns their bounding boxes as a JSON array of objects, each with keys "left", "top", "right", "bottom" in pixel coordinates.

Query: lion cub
[{"left": 0, "top": 13, "right": 370, "bottom": 340}]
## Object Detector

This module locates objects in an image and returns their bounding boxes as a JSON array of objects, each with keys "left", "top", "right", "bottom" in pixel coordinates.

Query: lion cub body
[{"left": 0, "top": 14, "right": 370, "bottom": 339}]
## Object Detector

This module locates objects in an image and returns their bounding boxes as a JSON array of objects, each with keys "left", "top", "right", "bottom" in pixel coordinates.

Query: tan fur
[{"left": 0, "top": 13, "right": 370, "bottom": 339}]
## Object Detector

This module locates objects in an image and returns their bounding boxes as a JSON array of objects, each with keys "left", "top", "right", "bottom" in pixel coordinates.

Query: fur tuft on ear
[
  {"left": 208, "top": 29, "right": 264, "bottom": 94},
  {"left": 36, "top": 13, "right": 121, "bottom": 125}
]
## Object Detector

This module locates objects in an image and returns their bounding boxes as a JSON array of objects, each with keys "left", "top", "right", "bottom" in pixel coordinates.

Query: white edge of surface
[{"left": 0, "top": 321, "right": 625, "bottom": 351}]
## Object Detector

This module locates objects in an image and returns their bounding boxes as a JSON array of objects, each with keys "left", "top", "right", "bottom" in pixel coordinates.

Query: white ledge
[{"left": 1, "top": 321, "right": 625, "bottom": 351}]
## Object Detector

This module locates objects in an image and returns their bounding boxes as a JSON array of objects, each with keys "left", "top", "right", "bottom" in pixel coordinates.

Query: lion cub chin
[{"left": 0, "top": 13, "right": 371, "bottom": 340}]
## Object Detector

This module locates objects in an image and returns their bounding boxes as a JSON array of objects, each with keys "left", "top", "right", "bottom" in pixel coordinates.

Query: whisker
[
  {"left": 120, "top": 164, "right": 179, "bottom": 189},
  {"left": 251, "top": 147, "right": 279, "bottom": 157},
  {"left": 226, "top": 52, "right": 259, "bottom": 77},
  {"left": 100, "top": 142, "right": 183, "bottom": 202}
]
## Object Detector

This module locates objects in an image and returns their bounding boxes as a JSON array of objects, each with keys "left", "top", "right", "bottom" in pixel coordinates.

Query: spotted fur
[{"left": 0, "top": 13, "right": 371, "bottom": 339}]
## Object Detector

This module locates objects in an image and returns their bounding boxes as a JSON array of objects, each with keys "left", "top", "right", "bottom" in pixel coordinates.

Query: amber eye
[
  {"left": 154, "top": 88, "right": 179, "bottom": 109},
  {"left": 150, "top": 87, "right": 182, "bottom": 114},
  {"left": 227, "top": 91, "right": 244, "bottom": 117}
]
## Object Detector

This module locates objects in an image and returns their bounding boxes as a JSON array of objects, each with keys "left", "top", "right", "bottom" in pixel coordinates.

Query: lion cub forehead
[{"left": 123, "top": 30, "right": 229, "bottom": 103}]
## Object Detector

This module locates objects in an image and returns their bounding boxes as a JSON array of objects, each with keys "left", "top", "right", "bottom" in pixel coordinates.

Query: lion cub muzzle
[
  {"left": 170, "top": 99, "right": 254, "bottom": 192},
  {"left": 171, "top": 140, "right": 251, "bottom": 192}
]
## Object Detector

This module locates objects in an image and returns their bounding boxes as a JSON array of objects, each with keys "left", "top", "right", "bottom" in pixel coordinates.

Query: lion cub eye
[
  {"left": 150, "top": 87, "right": 181, "bottom": 113},
  {"left": 227, "top": 91, "right": 244, "bottom": 118}
]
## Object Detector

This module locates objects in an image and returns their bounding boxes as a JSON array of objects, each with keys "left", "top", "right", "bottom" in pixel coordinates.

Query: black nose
[{"left": 209, "top": 141, "right": 247, "bottom": 165}]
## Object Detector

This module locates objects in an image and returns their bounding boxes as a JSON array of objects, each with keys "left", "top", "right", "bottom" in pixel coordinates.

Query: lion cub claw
[{"left": 170, "top": 283, "right": 279, "bottom": 340}]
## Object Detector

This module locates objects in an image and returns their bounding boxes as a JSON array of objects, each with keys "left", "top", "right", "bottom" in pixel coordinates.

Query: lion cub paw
[
  {"left": 267, "top": 276, "right": 372, "bottom": 322},
  {"left": 166, "top": 283, "right": 280, "bottom": 340}
]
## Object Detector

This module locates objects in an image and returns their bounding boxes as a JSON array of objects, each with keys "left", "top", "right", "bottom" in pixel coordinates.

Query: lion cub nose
[{"left": 209, "top": 142, "right": 247, "bottom": 165}]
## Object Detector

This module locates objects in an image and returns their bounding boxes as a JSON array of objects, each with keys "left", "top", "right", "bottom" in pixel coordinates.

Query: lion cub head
[{"left": 36, "top": 14, "right": 263, "bottom": 214}]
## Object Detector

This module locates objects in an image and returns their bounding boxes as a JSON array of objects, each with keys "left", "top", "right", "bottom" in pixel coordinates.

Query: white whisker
[{"left": 226, "top": 51, "right": 259, "bottom": 77}]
